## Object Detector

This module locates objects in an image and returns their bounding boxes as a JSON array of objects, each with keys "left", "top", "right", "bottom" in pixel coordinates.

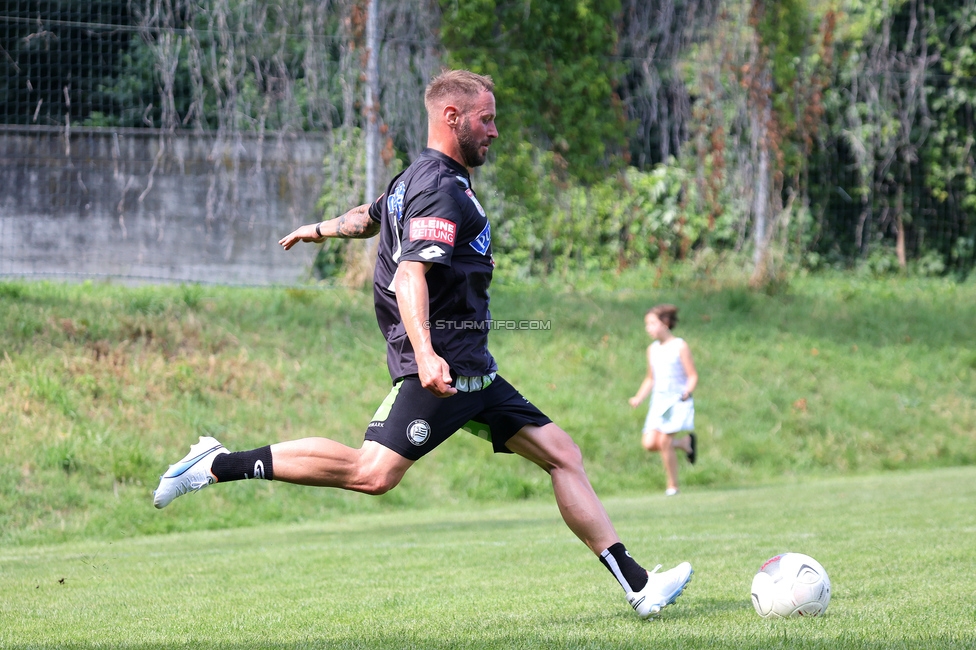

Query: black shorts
[{"left": 364, "top": 374, "right": 552, "bottom": 461}]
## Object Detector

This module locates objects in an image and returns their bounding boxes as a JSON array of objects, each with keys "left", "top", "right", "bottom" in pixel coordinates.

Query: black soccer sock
[
  {"left": 599, "top": 543, "right": 649, "bottom": 593},
  {"left": 210, "top": 446, "right": 274, "bottom": 483}
]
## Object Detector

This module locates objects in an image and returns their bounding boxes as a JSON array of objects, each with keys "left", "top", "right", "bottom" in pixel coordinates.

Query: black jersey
[{"left": 368, "top": 148, "right": 497, "bottom": 382}]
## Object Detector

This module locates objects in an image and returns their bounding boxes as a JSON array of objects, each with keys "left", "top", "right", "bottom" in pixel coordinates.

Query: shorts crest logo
[{"left": 406, "top": 419, "right": 431, "bottom": 446}]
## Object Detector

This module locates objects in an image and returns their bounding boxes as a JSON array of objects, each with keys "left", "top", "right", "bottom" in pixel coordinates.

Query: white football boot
[
  {"left": 626, "top": 562, "right": 694, "bottom": 619},
  {"left": 153, "top": 436, "right": 228, "bottom": 509}
]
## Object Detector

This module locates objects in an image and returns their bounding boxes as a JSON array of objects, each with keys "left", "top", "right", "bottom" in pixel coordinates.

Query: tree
[
  {"left": 615, "top": 0, "right": 720, "bottom": 168},
  {"left": 439, "top": 0, "right": 627, "bottom": 185},
  {"left": 0, "top": 1, "right": 135, "bottom": 127}
]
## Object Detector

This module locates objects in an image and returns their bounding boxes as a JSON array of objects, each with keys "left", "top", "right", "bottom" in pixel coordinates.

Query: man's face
[{"left": 456, "top": 91, "right": 498, "bottom": 168}]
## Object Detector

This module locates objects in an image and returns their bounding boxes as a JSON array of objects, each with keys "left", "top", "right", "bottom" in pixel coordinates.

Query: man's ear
[{"left": 443, "top": 104, "right": 460, "bottom": 128}]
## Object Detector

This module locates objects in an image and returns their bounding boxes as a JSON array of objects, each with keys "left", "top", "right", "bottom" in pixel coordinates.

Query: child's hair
[{"left": 647, "top": 304, "right": 679, "bottom": 329}]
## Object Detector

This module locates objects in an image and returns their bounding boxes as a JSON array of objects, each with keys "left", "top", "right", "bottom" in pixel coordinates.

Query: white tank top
[{"left": 650, "top": 339, "right": 688, "bottom": 395}]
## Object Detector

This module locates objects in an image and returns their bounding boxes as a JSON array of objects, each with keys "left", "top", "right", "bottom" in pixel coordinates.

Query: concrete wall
[{"left": 0, "top": 125, "right": 326, "bottom": 285}]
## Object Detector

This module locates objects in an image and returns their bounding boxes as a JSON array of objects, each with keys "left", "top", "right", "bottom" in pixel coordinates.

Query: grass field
[
  {"left": 1, "top": 273, "right": 975, "bottom": 546},
  {"left": 1, "top": 273, "right": 975, "bottom": 647},
  {"left": 2, "top": 466, "right": 974, "bottom": 649}
]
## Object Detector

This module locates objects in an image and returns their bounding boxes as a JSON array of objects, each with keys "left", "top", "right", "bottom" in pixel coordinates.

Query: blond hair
[{"left": 424, "top": 69, "right": 494, "bottom": 117}]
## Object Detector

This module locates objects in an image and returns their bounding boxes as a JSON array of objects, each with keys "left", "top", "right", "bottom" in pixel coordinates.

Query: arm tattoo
[{"left": 336, "top": 205, "right": 381, "bottom": 239}]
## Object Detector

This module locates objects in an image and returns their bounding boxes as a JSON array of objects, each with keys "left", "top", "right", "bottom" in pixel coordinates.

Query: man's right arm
[
  {"left": 395, "top": 260, "right": 457, "bottom": 398},
  {"left": 279, "top": 202, "right": 381, "bottom": 250}
]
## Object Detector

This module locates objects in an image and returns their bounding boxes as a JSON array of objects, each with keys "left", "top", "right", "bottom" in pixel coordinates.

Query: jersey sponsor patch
[
  {"left": 465, "top": 189, "right": 486, "bottom": 217},
  {"left": 418, "top": 245, "right": 445, "bottom": 260},
  {"left": 470, "top": 220, "right": 491, "bottom": 256},
  {"left": 410, "top": 217, "right": 456, "bottom": 246}
]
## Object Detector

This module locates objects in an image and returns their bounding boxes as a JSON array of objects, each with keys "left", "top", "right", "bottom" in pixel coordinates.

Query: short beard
[{"left": 457, "top": 118, "right": 487, "bottom": 168}]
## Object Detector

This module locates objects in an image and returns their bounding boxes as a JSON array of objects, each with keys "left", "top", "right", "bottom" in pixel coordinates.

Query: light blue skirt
[{"left": 643, "top": 392, "right": 695, "bottom": 435}]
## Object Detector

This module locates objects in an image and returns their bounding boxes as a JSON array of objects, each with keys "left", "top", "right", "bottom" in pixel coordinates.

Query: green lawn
[
  {"left": 1, "top": 275, "right": 975, "bottom": 546},
  {"left": 2, "top": 466, "right": 974, "bottom": 649}
]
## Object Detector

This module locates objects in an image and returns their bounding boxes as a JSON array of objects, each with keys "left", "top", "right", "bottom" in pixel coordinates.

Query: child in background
[{"left": 629, "top": 304, "right": 698, "bottom": 496}]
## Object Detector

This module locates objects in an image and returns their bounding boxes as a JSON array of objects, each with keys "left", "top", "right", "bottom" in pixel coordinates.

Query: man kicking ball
[{"left": 154, "top": 69, "right": 692, "bottom": 619}]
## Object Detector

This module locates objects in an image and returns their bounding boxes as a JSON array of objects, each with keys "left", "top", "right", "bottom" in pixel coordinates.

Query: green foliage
[
  {"left": 810, "top": 0, "right": 976, "bottom": 275},
  {"left": 665, "top": 0, "right": 974, "bottom": 278},
  {"left": 80, "top": 0, "right": 345, "bottom": 131},
  {"left": 86, "top": 37, "right": 170, "bottom": 128},
  {"left": 11, "top": 0, "right": 973, "bottom": 278},
  {"left": 439, "top": 0, "right": 627, "bottom": 184},
  {"left": 314, "top": 128, "right": 368, "bottom": 279},
  {"left": 856, "top": 246, "right": 903, "bottom": 278},
  {"left": 480, "top": 157, "right": 712, "bottom": 277},
  {"left": 923, "top": 0, "right": 976, "bottom": 273},
  {"left": 753, "top": 0, "right": 815, "bottom": 134},
  {"left": 0, "top": 1, "right": 134, "bottom": 126},
  {"left": 5, "top": 0, "right": 976, "bottom": 281}
]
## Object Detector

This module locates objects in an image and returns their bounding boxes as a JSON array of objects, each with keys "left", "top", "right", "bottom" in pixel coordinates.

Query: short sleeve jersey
[{"left": 368, "top": 148, "right": 496, "bottom": 382}]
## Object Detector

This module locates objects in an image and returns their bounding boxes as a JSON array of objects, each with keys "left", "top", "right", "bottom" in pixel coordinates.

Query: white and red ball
[{"left": 751, "top": 553, "right": 831, "bottom": 618}]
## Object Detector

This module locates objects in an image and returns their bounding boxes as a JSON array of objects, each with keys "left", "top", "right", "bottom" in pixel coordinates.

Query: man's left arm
[{"left": 279, "top": 202, "right": 381, "bottom": 250}]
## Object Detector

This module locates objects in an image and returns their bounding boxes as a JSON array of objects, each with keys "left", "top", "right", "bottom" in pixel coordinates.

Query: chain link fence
[{"left": 2, "top": 2, "right": 973, "bottom": 282}]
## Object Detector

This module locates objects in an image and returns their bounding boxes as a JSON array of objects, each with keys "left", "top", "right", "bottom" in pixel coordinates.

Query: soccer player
[{"left": 153, "top": 69, "right": 692, "bottom": 619}]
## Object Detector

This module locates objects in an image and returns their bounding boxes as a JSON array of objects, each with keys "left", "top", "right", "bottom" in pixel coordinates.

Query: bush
[{"left": 481, "top": 155, "right": 712, "bottom": 278}]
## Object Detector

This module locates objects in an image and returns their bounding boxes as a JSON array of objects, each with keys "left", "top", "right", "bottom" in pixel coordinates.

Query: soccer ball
[{"left": 750, "top": 553, "right": 831, "bottom": 618}]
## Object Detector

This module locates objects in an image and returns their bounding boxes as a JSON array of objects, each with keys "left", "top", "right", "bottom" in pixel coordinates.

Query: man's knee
[
  {"left": 354, "top": 442, "right": 411, "bottom": 495},
  {"left": 357, "top": 471, "right": 402, "bottom": 495},
  {"left": 544, "top": 427, "right": 584, "bottom": 469},
  {"left": 560, "top": 441, "right": 585, "bottom": 468},
  {"left": 507, "top": 423, "right": 592, "bottom": 474}
]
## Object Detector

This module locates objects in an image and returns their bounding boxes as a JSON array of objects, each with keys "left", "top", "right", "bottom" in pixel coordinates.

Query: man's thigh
[
  {"left": 364, "top": 377, "right": 483, "bottom": 461},
  {"left": 474, "top": 375, "right": 552, "bottom": 453},
  {"left": 504, "top": 422, "right": 580, "bottom": 470}
]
